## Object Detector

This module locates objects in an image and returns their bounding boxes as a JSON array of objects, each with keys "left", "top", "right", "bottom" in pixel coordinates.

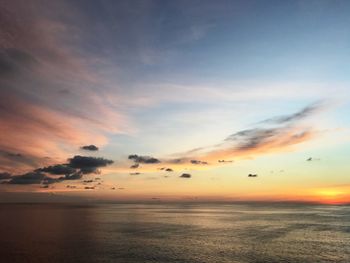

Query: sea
[{"left": 0, "top": 203, "right": 349, "bottom": 263}]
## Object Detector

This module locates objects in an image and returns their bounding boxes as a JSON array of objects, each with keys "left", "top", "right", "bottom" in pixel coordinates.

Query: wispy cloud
[
  {"left": 258, "top": 102, "right": 323, "bottom": 125},
  {"left": 0, "top": 0, "right": 132, "bottom": 172},
  {"left": 181, "top": 103, "right": 323, "bottom": 162},
  {"left": 125, "top": 103, "right": 324, "bottom": 172},
  {"left": 115, "top": 103, "right": 324, "bottom": 175}
]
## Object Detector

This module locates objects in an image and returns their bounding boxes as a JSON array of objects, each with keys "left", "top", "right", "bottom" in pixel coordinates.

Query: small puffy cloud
[
  {"left": 306, "top": 157, "right": 320, "bottom": 161},
  {"left": 130, "top": 163, "right": 139, "bottom": 169},
  {"left": 83, "top": 180, "right": 93, "bottom": 183},
  {"left": 180, "top": 173, "right": 191, "bottom": 178},
  {"left": 128, "top": 154, "right": 160, "bottom": 164},
  {"left": 159, "top": 167, "right": 173, "bottom": 172},
  {"left": 81, "top": 145, "right": 99, "bottom": 151}
]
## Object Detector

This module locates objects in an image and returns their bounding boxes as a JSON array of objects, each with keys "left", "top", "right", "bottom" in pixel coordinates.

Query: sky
[{"left": 0, "top": 0, "right": 350, "bottom": 204}]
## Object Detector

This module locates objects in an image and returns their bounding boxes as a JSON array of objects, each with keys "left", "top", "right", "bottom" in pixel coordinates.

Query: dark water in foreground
[{"left": 0, "top": 203, "right": 349, "bottom": 263}]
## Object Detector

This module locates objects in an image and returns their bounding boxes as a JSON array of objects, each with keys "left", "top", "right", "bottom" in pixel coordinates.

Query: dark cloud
[
  {"left": 190, "top": 160, "right": 208, "bottom": 165},
  {"left": 7, "top": 171, "right": 45, "bottom": 184},
  {"left": 84, "top": 186, "right": 94, "bottom": 190},
  {"left": 80, "top": 167, "right": 100, "bottom": 174},
  {"left": 0, "top": 172, "right": 11, "bottom": 180},
  {"left": 306, "top": 157, "right": 320, "bottom": 161},
  {"left": 128, "top": 154, "right": 160, "bottom": 164},
  {"left": 180, "top": 173, "right": 191, "bottom": 178},
  {"left": 159, "top": 167, "right": 173, "bottom": 172},
  {"left": 130, "top": 163, "right": 139, "bottom": 169},
  {"left": 81, "top": 145, "right": 99, "bottom": 151},
  {"left": 218, "top": 160, "right": 233, "bottom": 163},
  {"left": 83, "top": 179, "right": 93, "bottom": 183},
  {"left": 68, "top": 155, "right": 113, "bottom": 170},
  {"left": 248, "top": 174, "right": 258, "bottom": 177},
  {"left": 5, "top": 155, "right": 113, "bottom": 185},
  {"left": 36, "top": 164, "right": 76, "bottom": 175},
  {"left": 130, "top": 172, "right": 141, "bottom": 175}
]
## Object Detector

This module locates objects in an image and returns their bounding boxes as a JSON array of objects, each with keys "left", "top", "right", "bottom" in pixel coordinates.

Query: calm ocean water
[{"left": 0, "top": 203, "right": 349, "bottom": 263}]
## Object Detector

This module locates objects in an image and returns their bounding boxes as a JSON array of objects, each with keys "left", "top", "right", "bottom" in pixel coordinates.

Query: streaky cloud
[
  {"left": 190, "top": 160, "right": 208, "bottom": 165},
  {"left": 157, "top": 102, "right": 323, "bottom": 166},
  {"left": 259, "top": 102, "right": 323, "bottom": 125}
]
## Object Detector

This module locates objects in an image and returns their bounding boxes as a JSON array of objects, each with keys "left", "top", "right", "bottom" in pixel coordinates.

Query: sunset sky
[{"left": 1, "top": 0, "right": 350, "bottom": 204}]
